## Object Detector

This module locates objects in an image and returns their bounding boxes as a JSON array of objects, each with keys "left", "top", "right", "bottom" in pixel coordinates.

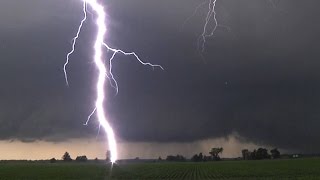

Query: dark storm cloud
[{"left": 1, "top": 0, "right": 320, "bottom": 153}]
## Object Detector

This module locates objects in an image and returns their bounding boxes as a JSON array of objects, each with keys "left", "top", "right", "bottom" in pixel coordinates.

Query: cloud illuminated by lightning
[{"left": 64, "top": 0, "right": 163, "bottom": 163}]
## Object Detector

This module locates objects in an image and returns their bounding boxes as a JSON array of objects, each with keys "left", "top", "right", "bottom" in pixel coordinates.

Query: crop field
[{"left": 1, "top": 158, "right": 320, "bottom": 179}]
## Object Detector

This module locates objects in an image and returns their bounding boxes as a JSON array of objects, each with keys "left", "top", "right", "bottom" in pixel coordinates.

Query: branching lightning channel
[
  {"left": 64, "top": 1, "right": 87, "bottom": 86},
  {"left": 182, "top": 0, "right": 224, "bottom": 53},
  {"left": 198, "top": 0, "right": 218, "bottom": 52},
  {"left": 194, "top": 0, "right": 278, "bottom": 52},
  {"left": 64, "top": 0, "right": 163, "bottom": 163}
]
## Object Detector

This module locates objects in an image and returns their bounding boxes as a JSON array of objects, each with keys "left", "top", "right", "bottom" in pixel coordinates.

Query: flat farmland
[{"left": 1, "top": 158, "right": 320, "bottom": 179}]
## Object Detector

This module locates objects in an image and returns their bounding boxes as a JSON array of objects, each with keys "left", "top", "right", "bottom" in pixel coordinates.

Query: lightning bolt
[
  {"left": 182, "top": 0, "right": 227, "bottom": 53},
  {"left": 198, "top": 0, "right": 219, "bottom": 52},
  {"left": 194, "top": 0, "right": 278, "bottom": 52},
  {"left": 63, "top": 0, "right": 163, "bottom": 163}
]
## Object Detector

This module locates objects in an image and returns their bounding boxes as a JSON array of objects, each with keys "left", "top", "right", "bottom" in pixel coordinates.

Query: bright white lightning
[
  {"left": 195, "top": 0, "right": 277, "bottom": 52},
  {"left": 64, "top": 0, "right": 163, "bottom": 163},
  {"left": 182, "top": 0, "right": 224, "bottom": 52},
  {"left": 199, "top": 0, "right": 219, "bottom": 52},
  {"left": 63, "top": 1, "right": 87, "bottom": 86}
]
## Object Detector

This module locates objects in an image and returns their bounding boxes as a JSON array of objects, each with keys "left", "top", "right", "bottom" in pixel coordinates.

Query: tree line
[
  {"left": 242, "top": 148, "right": 280, "bottom": 160},
  {"left": 51, "top": 147, "right": 280, "bottom": 163},
  {"left": 165, "top": 147, "right": 280, "bottom": 162},
  {"left": 50, "top": 151, "right": 108, "bottom": 163},
  {"left": 165, "top": 147, "right": 224, "bottom": 162}
]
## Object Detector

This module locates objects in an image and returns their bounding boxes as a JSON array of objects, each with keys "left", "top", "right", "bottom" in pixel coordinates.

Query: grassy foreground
[{"left": 1, "top": 158, "right": 320, "bottom": 179}]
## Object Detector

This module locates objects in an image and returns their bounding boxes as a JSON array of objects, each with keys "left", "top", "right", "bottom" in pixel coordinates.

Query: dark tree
[
  {"left": 203, "top": 155, "right": 212, "bottom": 162},
  {"left": 158, "top": 156, "right": 162, "bottom": 161},
  {"left": 270, "top": 148, "right": 281, "bottom": 159},
  {"left": 166, "top": 155, "right": 175, "bottom": 161},
  {"left": 62, "top": 152, "right": 72, "bottom": 161},
  {"left": 256, "top": 148, "right": 270, "bottom": 160},
  {"left": 191, "top": 154, "right": 199, "bottom": 162},
  {"left": 76, "top": 155, "right": 88, "bottom": 162},
  {"left": 251, "top": 149, "right": 257, "bottom": 160},
  {"left": 166, "top": 155, "right": 186, "bottom": 162},
  {"left": 50, "top": 158, "right": 56, "bottom": 163},
  {"left": 175, "top": 155, "right": 186, "bottom": 162},
  {"left": 191, "top": 153, "right": 204, "bottom": 162},
  {"left": 242, "top": 149, "right": 250, "bottom": 160},
  {"left": 198, "top": 153, "right": 203, "bottom": 161},
  {"left": 209, "top": 147, "right": 223, "bottom": 160},
  {"left": 248, "top": 148, "right": 270, "bottom": 160}
]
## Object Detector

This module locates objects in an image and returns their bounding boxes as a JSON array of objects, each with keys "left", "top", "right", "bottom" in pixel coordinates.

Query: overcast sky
[{"left": 1, "top": 0, "right": 320, "bottom": 159}]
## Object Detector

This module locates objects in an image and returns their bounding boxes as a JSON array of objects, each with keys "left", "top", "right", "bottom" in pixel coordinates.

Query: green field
[{"left": 1, "top": 158, "right": 320, "bottom": 179}]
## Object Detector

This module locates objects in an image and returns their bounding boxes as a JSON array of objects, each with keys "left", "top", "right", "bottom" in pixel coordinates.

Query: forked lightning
[{"left": 63, "top": 0, "right": 163, "bottom": 163}]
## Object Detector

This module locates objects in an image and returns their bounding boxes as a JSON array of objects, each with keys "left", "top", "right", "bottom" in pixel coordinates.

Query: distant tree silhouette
[
  {"left": 203, "top": 155, "right": 212, "bottom": 162},
  {"left": 94, "top": 157, "right": 99, "bottom": 162},
  {"left": 166, "top": 155, "right": 174, "bottom": 161},
  {"left": 270, "top": 148, "right": 281, "bottom": 159},
  {"left": 76, "top": 155, "right": 88, "bottom": 162},
  {"left": 251, "top": 149, "right": 257, "bottom": 159},
  {"left": 191, "top": 153, "right": 204, "bottom": 162},
  {"left": 198, "top": 153, "right": 203, "bottom": 161},
  {"left": 242, "top": 149, "right": 250, "bottom": 160},
  {"left": 255, "top": 148, "right": 270, "bottom": 160},
  {"left": 209, "top": 147, "right": 223, "bottom": 160},
  {"left": 62, "top": 152, "right": 72, "bottom": 161},
  {"left": 50, "top": 158, "right": 56, "bottom": 163},
  {"left": 242, "top": 148, "right": 271, "bottom": 160},
  {"left": 158, "top": 156, "right": 162, "bottom": 161},
  {"left": 166, "top": 155, "right": 186, "bottom": 162},
  {"left": 191, "top": 154, "right": 200, "bottom": 162},
  {"left": 176, "top": 155, "right": 186, "bottom": 162}
]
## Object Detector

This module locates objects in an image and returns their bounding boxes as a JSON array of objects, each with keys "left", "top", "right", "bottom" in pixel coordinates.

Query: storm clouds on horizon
[{"left": 1, "top": 0, "right": 320, "bottom": 154}]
